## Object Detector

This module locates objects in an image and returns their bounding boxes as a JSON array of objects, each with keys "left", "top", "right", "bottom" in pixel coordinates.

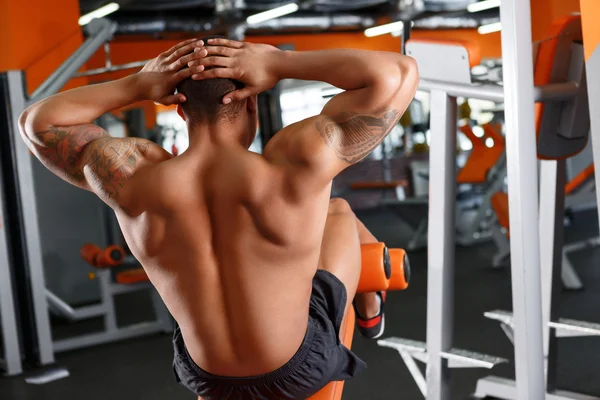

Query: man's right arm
[
  {"left": 264, "top": 49, "right": 419, "bottom": 191},
  {"left": 187, "top": 40, "right": 419, "bottom": 196}
]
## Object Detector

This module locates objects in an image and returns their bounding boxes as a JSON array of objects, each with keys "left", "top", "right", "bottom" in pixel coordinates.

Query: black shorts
[{"left": 172, "top": 270, "right": 367, "bottom": 400}]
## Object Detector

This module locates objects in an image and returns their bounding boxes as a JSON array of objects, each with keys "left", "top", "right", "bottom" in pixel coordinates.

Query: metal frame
[
  {"left": 477, "top": 22, "right": 598, "bottom": 400},
  {"left": 425, "top": 88, "right": 458, "bottom": 400},
  {"left": 0, "top": 162, "right": 22, "bottom": 376},
  {"left": 47, "top": 268, "right": 172, "bottom": 353},
  {"left": 6, "top": 70, "right": 55, "bottom": 367},
  {"left": 377, "top": 1, "right": 594, "bottom": 398},
  {"left": 2, "top": 18, "right": 146, "bottom": 369}
]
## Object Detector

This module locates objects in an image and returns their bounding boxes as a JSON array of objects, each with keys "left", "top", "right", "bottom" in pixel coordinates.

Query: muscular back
[{"left": 116, "top": 140, "right": 331, "bottom": 376}]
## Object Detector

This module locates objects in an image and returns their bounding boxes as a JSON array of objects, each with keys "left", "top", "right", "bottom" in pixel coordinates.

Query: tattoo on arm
[
  {"left": 32, "top": 125, "right": 149, "bottom": 202},
  {"left": 82, "top": 138, "right": 148, "bottom": 202},
  {"left": 34, "top": 125, "right": 109, "bottom": 185},
  {"left": 316, "top": 109, "right": 401, "bottom": 164}
]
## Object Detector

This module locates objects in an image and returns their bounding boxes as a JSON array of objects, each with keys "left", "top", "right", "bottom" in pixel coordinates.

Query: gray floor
[{"left": 2, "top": 208, "right": 600, "bottom": 400}]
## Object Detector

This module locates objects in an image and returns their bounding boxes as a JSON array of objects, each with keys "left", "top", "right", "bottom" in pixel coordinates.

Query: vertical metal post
[
  {"left": 0, "top": 182, "right": 23, "bottom": 375},
  {"left": 100, "top": 271, "right": 117, "bottom": 333},
  {"left": 6, "top": 71, "right": 55, "bottom": 366},
  {"left": 500, "top": 0, "right": 546, "bottom": 398},
  {"left": 426, "top": 90, "right": 457, "bottom": 400},
  {"left": 538, "top": 160, "right": 565, "bottom": 391},
  {"left": 401, "top": 20, "right": 412, "bottom": 55}
]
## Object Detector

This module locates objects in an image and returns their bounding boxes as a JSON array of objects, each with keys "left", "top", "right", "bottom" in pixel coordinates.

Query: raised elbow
[
  {"left": 378, "top": 56, "right": 419, "bottom": 94},
  {"left": 398, "top": 56, "right": 419, "bottom": 92}
]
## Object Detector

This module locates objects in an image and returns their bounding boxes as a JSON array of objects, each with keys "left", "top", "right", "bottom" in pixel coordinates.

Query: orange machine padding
[
  {"left": 533, "top": 15, "right": 583, "bottom": 150},
  {"left": 80, "top": 244, "right": 125, "bottom": 268},
  {"left": 494, "top": 162, "right": 594, "bottom": 234},
  {"left": 388, "top": 248, "right": 409, "bottom": 291},
  {"left": 457, "top": 124, "right": 505, "bottom": 184},
  {"left": 404, "top": 38, "right": 481, "bottom": 68},
  {"left": 116, "top": 268, "right": 150, "bottom": 285},
  {"left": 565, "top": 163, "right": 595, "bottom": 195},
  {"left": 491, "top": 192, "right": 510, "bottom": 237},
  {"left": 357, "top": 243, "right": 390, "bottom": 293},
  {"left": 308, "top": 308, "right": 355, "bottom": 400},
  {"left": 350, "top": 180, "right": 408, "bottom": 190}
]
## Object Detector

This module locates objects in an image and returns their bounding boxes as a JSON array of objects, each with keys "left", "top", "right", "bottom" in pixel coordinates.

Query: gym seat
[
  {"left": 116, "top": 268, "right": 150, "bottom": 284},
  {"left": 457, "top": 124, "right": 505, "bottom": 184},
  {"left": 309, "top": 243, "right": 409, "bottom": 400}
]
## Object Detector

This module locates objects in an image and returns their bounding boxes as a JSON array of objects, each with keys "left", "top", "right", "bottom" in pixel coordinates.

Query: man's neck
[{"left": 187, "top": 121, "right": 248, "bottom": 150}]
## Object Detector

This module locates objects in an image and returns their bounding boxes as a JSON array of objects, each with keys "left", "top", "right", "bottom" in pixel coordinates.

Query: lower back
[{"left": 117, "top": 194, "right": 322, "bottom": 377}]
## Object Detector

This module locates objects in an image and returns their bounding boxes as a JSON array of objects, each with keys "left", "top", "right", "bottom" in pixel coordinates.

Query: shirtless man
[{"left": 19, "top": 37, "right": 418, "bottom": 399}]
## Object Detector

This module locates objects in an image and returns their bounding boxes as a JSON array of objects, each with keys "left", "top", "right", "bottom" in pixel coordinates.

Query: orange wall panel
[
  {"left": 0, "top": 0, "right": 85, "bottom": 94},
  {"left": 580, "top": 0, "right": 600, "bottom": 61}
]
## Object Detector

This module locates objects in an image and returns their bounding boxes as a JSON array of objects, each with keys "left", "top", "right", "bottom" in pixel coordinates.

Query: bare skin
[{"left": 20, "top": 39, "right": 419, "bottom": 380}]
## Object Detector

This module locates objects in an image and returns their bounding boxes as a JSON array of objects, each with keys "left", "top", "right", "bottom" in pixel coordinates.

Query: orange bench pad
[
  {"left": 308, "top": 309, "right": 356, "bottom": 400},
  {"left": 116, "top": 268, "right": 150, "bottom": 285}
]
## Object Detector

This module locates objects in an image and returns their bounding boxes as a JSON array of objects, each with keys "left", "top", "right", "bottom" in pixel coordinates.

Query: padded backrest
[
  {"left": 406, "top": 38, "right": 482, "bottom": 68},
  {"left": 534, "top": 15, "right": 587, "bottom": 159},
  {"left": 405, "top": 38, "right": 481, "bottom": 84}
]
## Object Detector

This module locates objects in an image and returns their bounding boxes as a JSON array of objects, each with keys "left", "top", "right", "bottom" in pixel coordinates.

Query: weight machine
[{"left": 378, "top": 4, "right": 591, "bottom": 399}]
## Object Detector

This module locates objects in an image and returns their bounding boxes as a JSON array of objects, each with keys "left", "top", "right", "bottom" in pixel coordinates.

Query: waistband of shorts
[{"left": 182, "top": 319, "right": 318, "bottom": 385}]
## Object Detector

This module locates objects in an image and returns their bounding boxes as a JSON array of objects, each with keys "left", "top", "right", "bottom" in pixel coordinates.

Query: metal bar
[
  {"left": 538, "top": 160, "right": 566, "bottom": 390},
  {"left": 418, "top": 79, "right": 579, "bottom": 103},
  {"left": 561, "top": 253, "right": 583, "bottom": 291},
  {"left": 46, "top": 290, "right": 107, "bottom": 320},
  {"left": 0, "top": 170, "right": 23, "bottom": 375},
  {"left": 399, "top": 351, "right": 427, "bottom": 397},
  {"left": 6, "top": 70, "right": 55, "bottom": 366},
  {"left": 500, "top": 323, "right": 515, "bottom": 345},
  {"left": 500, "top": 0, "right": 546, "bottom": 398},
  {"left": 53, "top": 322, "right": 166, "bottom": 353},
  {"left": 475, "top": 376, "right": 600, "bottom": 400},
  {"left": 29, "top": 18, "right": 116, "bottom": 103},
  {"left": 99, "top": 271, "right": 117, "bottom": 333},
  {"left": 74, "top": 60, "right": 149, "bottom": 78},
  {"left": 46, "top": 289, "right": 76, "bottom": 320},
  {"left": 425, "top": 90, "right": 457, "bottom": 400}
]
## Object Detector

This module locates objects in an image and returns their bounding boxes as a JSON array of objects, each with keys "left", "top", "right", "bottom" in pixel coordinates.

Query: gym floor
[{"left": 2, "top": 207, "right": 600, "bottom": 400}]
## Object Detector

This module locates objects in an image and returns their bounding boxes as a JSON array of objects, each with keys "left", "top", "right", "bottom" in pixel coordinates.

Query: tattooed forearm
[
  {"left": 316, "top": 109, "right": 401, "bottom": 164},
  {"left": 33, "top": 125, "right": 109, "bottom": 185}
]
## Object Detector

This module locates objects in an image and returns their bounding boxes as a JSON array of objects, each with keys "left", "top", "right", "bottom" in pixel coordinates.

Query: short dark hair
[{"left": 177, "top": 35, "right": 245, "bottom": 124}]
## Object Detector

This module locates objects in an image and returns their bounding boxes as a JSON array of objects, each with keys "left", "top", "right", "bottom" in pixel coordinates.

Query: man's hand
[
  {"left": 187, "top": 38, "right": 281, "bottom": 104},
  {"left": 137, "top": 38, "right": 207, "bottom": 105}
]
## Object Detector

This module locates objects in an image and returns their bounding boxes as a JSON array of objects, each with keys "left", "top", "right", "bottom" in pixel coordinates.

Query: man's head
[{"left": 176, "top": 35, "right": 258, "bottom": 144}]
